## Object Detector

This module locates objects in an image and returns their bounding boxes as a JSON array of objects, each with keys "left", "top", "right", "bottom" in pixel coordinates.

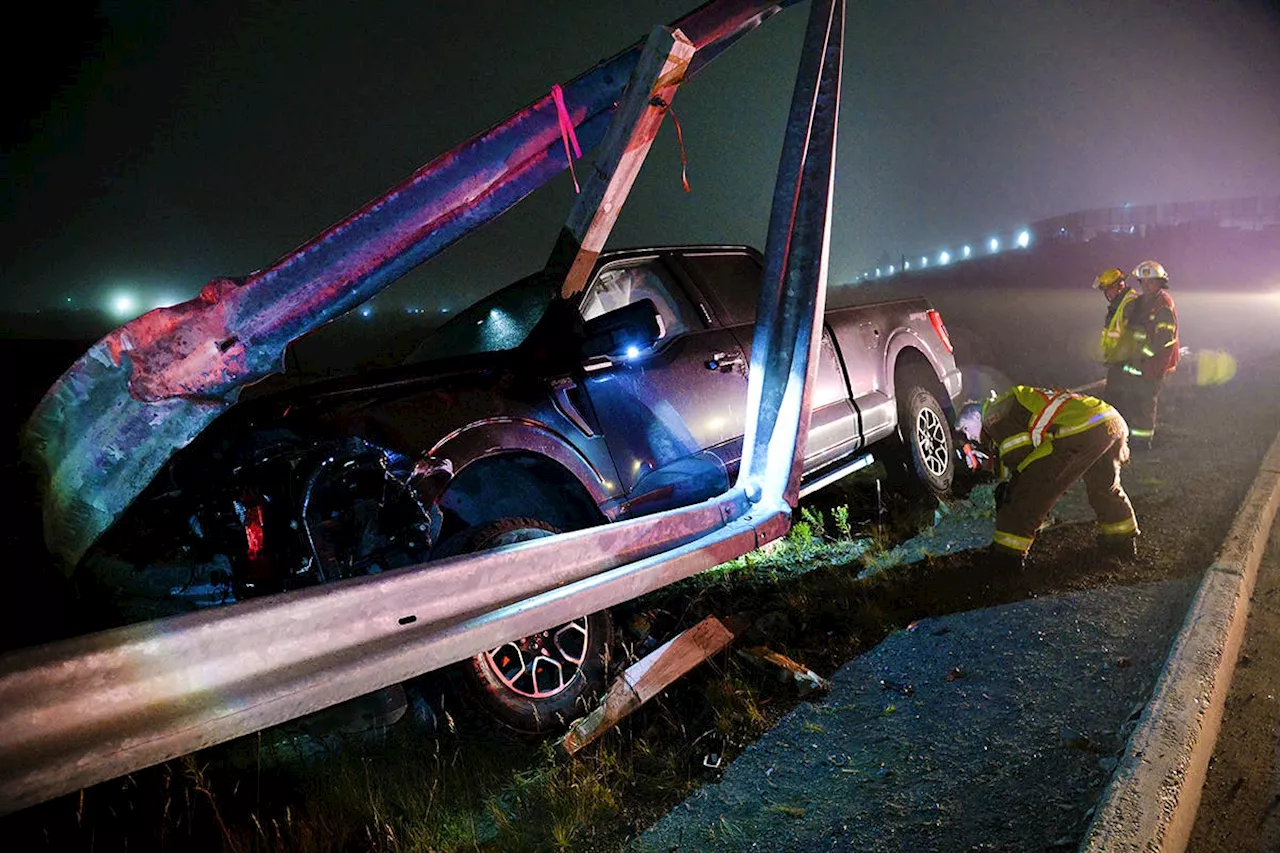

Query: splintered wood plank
[{"left": 563, "top": 614, "right": 748, "bottom": 754}]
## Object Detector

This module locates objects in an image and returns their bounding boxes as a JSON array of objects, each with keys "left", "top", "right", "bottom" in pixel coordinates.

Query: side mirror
[{"left": 580, "top": 298, "right": 663, "bottom": 360}]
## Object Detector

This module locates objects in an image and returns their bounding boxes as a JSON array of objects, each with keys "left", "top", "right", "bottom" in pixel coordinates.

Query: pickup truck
[{"left": 84, "top": 243, "right": 962, "bottom": 732}]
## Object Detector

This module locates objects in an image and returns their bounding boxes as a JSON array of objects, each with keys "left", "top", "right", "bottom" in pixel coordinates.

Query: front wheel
[{"left": 447, "top": 518, "right": 612, "bottom": 734}]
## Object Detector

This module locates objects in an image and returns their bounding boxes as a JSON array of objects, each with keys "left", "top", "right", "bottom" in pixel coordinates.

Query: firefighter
[
  {"left": 955, "top": 385, "right": 1138, "bottom": 571},
  {"left": 1095, "top": 267, "right": 1143, "bottom": 432},
  {"left": 1110, "top": 260, "right": 1180, "bottom": 448},
  {"left": 1095, "top": 266, "right": 1138, "bottom": 366}
]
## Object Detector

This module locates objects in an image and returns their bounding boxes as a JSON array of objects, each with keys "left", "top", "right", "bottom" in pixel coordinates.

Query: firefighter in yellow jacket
[
  {"left": 1104, "top": 260, "right": 1180, "bottom": 447},
  {"left": 956, "top": 385, "right": 1138, "bottom": 570},
  {"left": 1095, "top": 266, "right": 1138, "bottom": 374}
]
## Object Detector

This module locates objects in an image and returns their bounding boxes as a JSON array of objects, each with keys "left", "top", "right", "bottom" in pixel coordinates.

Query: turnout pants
[
  {"left": 993, "top": 416, "right": 1137, "bottom": 556},
  {"left": 1103, "top": 365, "right": 1162, "bottom": 444}
]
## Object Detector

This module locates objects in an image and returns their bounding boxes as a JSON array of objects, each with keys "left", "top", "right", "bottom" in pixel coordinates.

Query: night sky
[{"left": 3, "top": 0, "right": 1279, "bottom": 320}]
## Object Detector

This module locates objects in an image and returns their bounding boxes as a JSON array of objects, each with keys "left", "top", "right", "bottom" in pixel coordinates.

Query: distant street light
[
  {"left": 108, "top": 292, "right": 137, "bottom": 319},
  {"left": 1016, "top": 230, "right": 1031, "bottom": 248},
  {"left": 989, "top": 237, "right": 1000, "bottom": 252},
  {"left": 962, "top": 245, "right": 971, "bottom": 258},
  {"left": 939, "top": 251, "right": 951, "bottom": 265}
]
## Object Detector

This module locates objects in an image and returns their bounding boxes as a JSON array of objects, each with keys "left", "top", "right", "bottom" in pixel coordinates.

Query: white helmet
[
  {"left": 1132, "top": 260, "right": 1168, "bottom": 282},
  {"left": 955, "top": 402, "right": 984, "bottom": 443}
]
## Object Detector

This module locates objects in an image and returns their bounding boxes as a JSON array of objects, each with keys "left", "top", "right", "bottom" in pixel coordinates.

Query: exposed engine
[{"left": 86, "top": 430, "right": 448, "bottom": 615}]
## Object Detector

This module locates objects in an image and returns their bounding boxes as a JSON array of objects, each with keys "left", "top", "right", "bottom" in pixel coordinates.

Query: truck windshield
[{"left": 405, "top": 271, "right": 558, "bottom": 363}]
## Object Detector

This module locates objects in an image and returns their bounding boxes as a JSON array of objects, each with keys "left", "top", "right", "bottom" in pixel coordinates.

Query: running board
[{"left": 798, "top": 452, "right": 875, "bottom": 498}]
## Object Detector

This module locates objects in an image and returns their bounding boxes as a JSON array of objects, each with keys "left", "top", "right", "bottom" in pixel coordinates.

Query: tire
[
  {"left": 887, "top": 376, "right": 955, "bottom": 500},
  {"left": 449, "top": 518, "right": 613, "bottom": 734}
]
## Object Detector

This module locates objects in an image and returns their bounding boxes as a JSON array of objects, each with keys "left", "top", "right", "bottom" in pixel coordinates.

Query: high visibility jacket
[
  {"left": 981, "top": 385, "right": 1124, "bottom": 477},
  {"left": 1100, "top": 287, "right": 1138, "bottom": 364},
  {"left": 1125, "top": 289, "right": 1179, "bottom": 377}
]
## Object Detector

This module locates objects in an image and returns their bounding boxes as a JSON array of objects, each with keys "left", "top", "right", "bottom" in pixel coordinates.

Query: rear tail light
[{"left": 927, "top": 309, "right": 953, "bottom": 354}]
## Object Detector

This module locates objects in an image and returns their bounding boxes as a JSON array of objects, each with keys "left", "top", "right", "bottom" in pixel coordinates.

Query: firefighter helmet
[
  {"left": 955, "top": 402, "right": 984, "bottom": 443},
  {"left": 1093, "top": 268, "right": 1126, "bottom": 290},
  {"left": 1132, "top": 260, "right": 1168, "bottom": 282}
]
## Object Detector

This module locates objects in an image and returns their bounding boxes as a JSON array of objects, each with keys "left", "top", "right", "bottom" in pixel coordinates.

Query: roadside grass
[{"left": 7, "top": 484, "right": 998, "bottom": 853}]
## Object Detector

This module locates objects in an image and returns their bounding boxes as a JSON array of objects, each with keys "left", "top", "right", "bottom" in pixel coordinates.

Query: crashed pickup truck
[{"left": 80, "top": 242, "right": 961, "bottom": 730}]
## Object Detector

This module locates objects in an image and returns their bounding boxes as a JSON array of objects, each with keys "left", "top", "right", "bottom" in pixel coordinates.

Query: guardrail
[{"left": 0, "top": 0, "right": 844, "bottom": 816}]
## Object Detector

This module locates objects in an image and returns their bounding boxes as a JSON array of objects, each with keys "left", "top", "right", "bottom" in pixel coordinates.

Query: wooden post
[
  {"left": 553, "top": 25, "right": 697, "bottom": 300},
  {"left": 563, "top": 614, "right": 748, "bottom": 755}
]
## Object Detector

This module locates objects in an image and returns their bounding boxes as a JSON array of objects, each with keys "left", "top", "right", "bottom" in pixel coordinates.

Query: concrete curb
[{"left": 1079, "top": 429, "right": 1280, "bottom": 853}]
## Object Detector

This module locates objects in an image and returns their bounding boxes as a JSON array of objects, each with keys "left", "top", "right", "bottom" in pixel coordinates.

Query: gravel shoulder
[{"left": 635, "top": 579, "right": 1195, "bottom": 852}]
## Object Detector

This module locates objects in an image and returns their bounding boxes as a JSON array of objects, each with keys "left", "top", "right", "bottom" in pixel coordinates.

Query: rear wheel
[
  {"left": 886, "top": 375, "right": 955, "bottom": 500},
  {"left": 448, "top": 518, "right": 612, "bottom": 734}
]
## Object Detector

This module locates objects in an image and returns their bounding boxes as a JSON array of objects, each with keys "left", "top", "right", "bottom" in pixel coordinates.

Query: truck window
[
  {"left": 678, "top": 252, "right": 762, "bottom": 327},
  {"left": 580, "top": 261, "right": 697, "bottom": 340}
]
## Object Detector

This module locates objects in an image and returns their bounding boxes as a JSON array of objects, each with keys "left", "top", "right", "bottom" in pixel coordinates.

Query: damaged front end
[{"left": 87, "top": 427, "right": 452, "bottom": 617}]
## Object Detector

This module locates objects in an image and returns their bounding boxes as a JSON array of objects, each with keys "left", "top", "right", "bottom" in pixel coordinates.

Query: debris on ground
[{"left": 738, "top": 646, "right": 833, "bottom": 695}]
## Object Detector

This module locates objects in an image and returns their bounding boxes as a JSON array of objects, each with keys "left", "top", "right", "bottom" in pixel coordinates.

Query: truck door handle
[{"left": 706, "top": 352, "right": 745, "bottom": 371}]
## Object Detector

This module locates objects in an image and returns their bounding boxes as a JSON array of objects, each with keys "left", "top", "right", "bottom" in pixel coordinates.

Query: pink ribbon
[{"left": 551, "top": 84, "right": 582, "bottom": 193}]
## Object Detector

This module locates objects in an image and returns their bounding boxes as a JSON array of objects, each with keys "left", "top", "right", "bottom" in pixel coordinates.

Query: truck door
[
  {"left": 804, "top": 326, "right": 863, "bottom": 466},
  {"left": 831, "top": 311, "right": 896, "bottom": 446},
  {"left": 578, "top": 257, "right": 750, "bottom": 516},
  {"left": 672, "top": 250, "right": 863, "bottom": 472}
]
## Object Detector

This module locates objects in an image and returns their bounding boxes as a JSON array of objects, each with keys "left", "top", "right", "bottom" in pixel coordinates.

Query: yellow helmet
[
  {"left": 1132, "top": 260, "right": 1168, "bottom": 282},
  {"left": 1093, "top": 268, "right": 1127, "bottom": 290}
]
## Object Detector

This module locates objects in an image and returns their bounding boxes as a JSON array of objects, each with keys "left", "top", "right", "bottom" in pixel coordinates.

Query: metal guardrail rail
[{"left": 0, "top": 0, "right": 844, "bottom": 816}]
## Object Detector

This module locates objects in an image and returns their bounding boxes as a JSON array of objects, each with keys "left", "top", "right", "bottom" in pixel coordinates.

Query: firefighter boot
[
  {"left": 986, "top": 544, "right": 1026, "bottom": 572},
  {"left": 1098, "top": 535, "right": 1138, "bottom": 563}
]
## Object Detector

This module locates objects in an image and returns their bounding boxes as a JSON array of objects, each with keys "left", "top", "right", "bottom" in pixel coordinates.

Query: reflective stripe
[
  {"left": 1000, "top": 433, "right": 1032, "bottom": 454},
  {"left": 1123, "top": 364, "right": 1143, "bottom": 376},
  {"left": 1141, "top": 346, "right": 1155, "bottom": 357},
  {"left": 1099, "top": 517, "right": 1138, "bottom": 536},
  {"left": 1029, "top": 393, "right": 1071, "bottom": 447},
  {"left": 1015, "top": 447, "right": 1051, "bottom": 474},
  {"left": 1156, "top": 322, "right": 1177, "bottom": 331},
  {"left": 1130, "top": 427, "right": 1154, "bottom": 438},
  {"left": 994, "top": 530, "right": 1034, "bottom": 552},
  {"left": 1054, "top": 408, "right": 1120, "bottom": 439},
  {"left": 1132, "top": 329, "right": 1148, "bottom": 340},
  {"left": 1164, "top": 340, "right": 1177, "bottom": 347}
]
